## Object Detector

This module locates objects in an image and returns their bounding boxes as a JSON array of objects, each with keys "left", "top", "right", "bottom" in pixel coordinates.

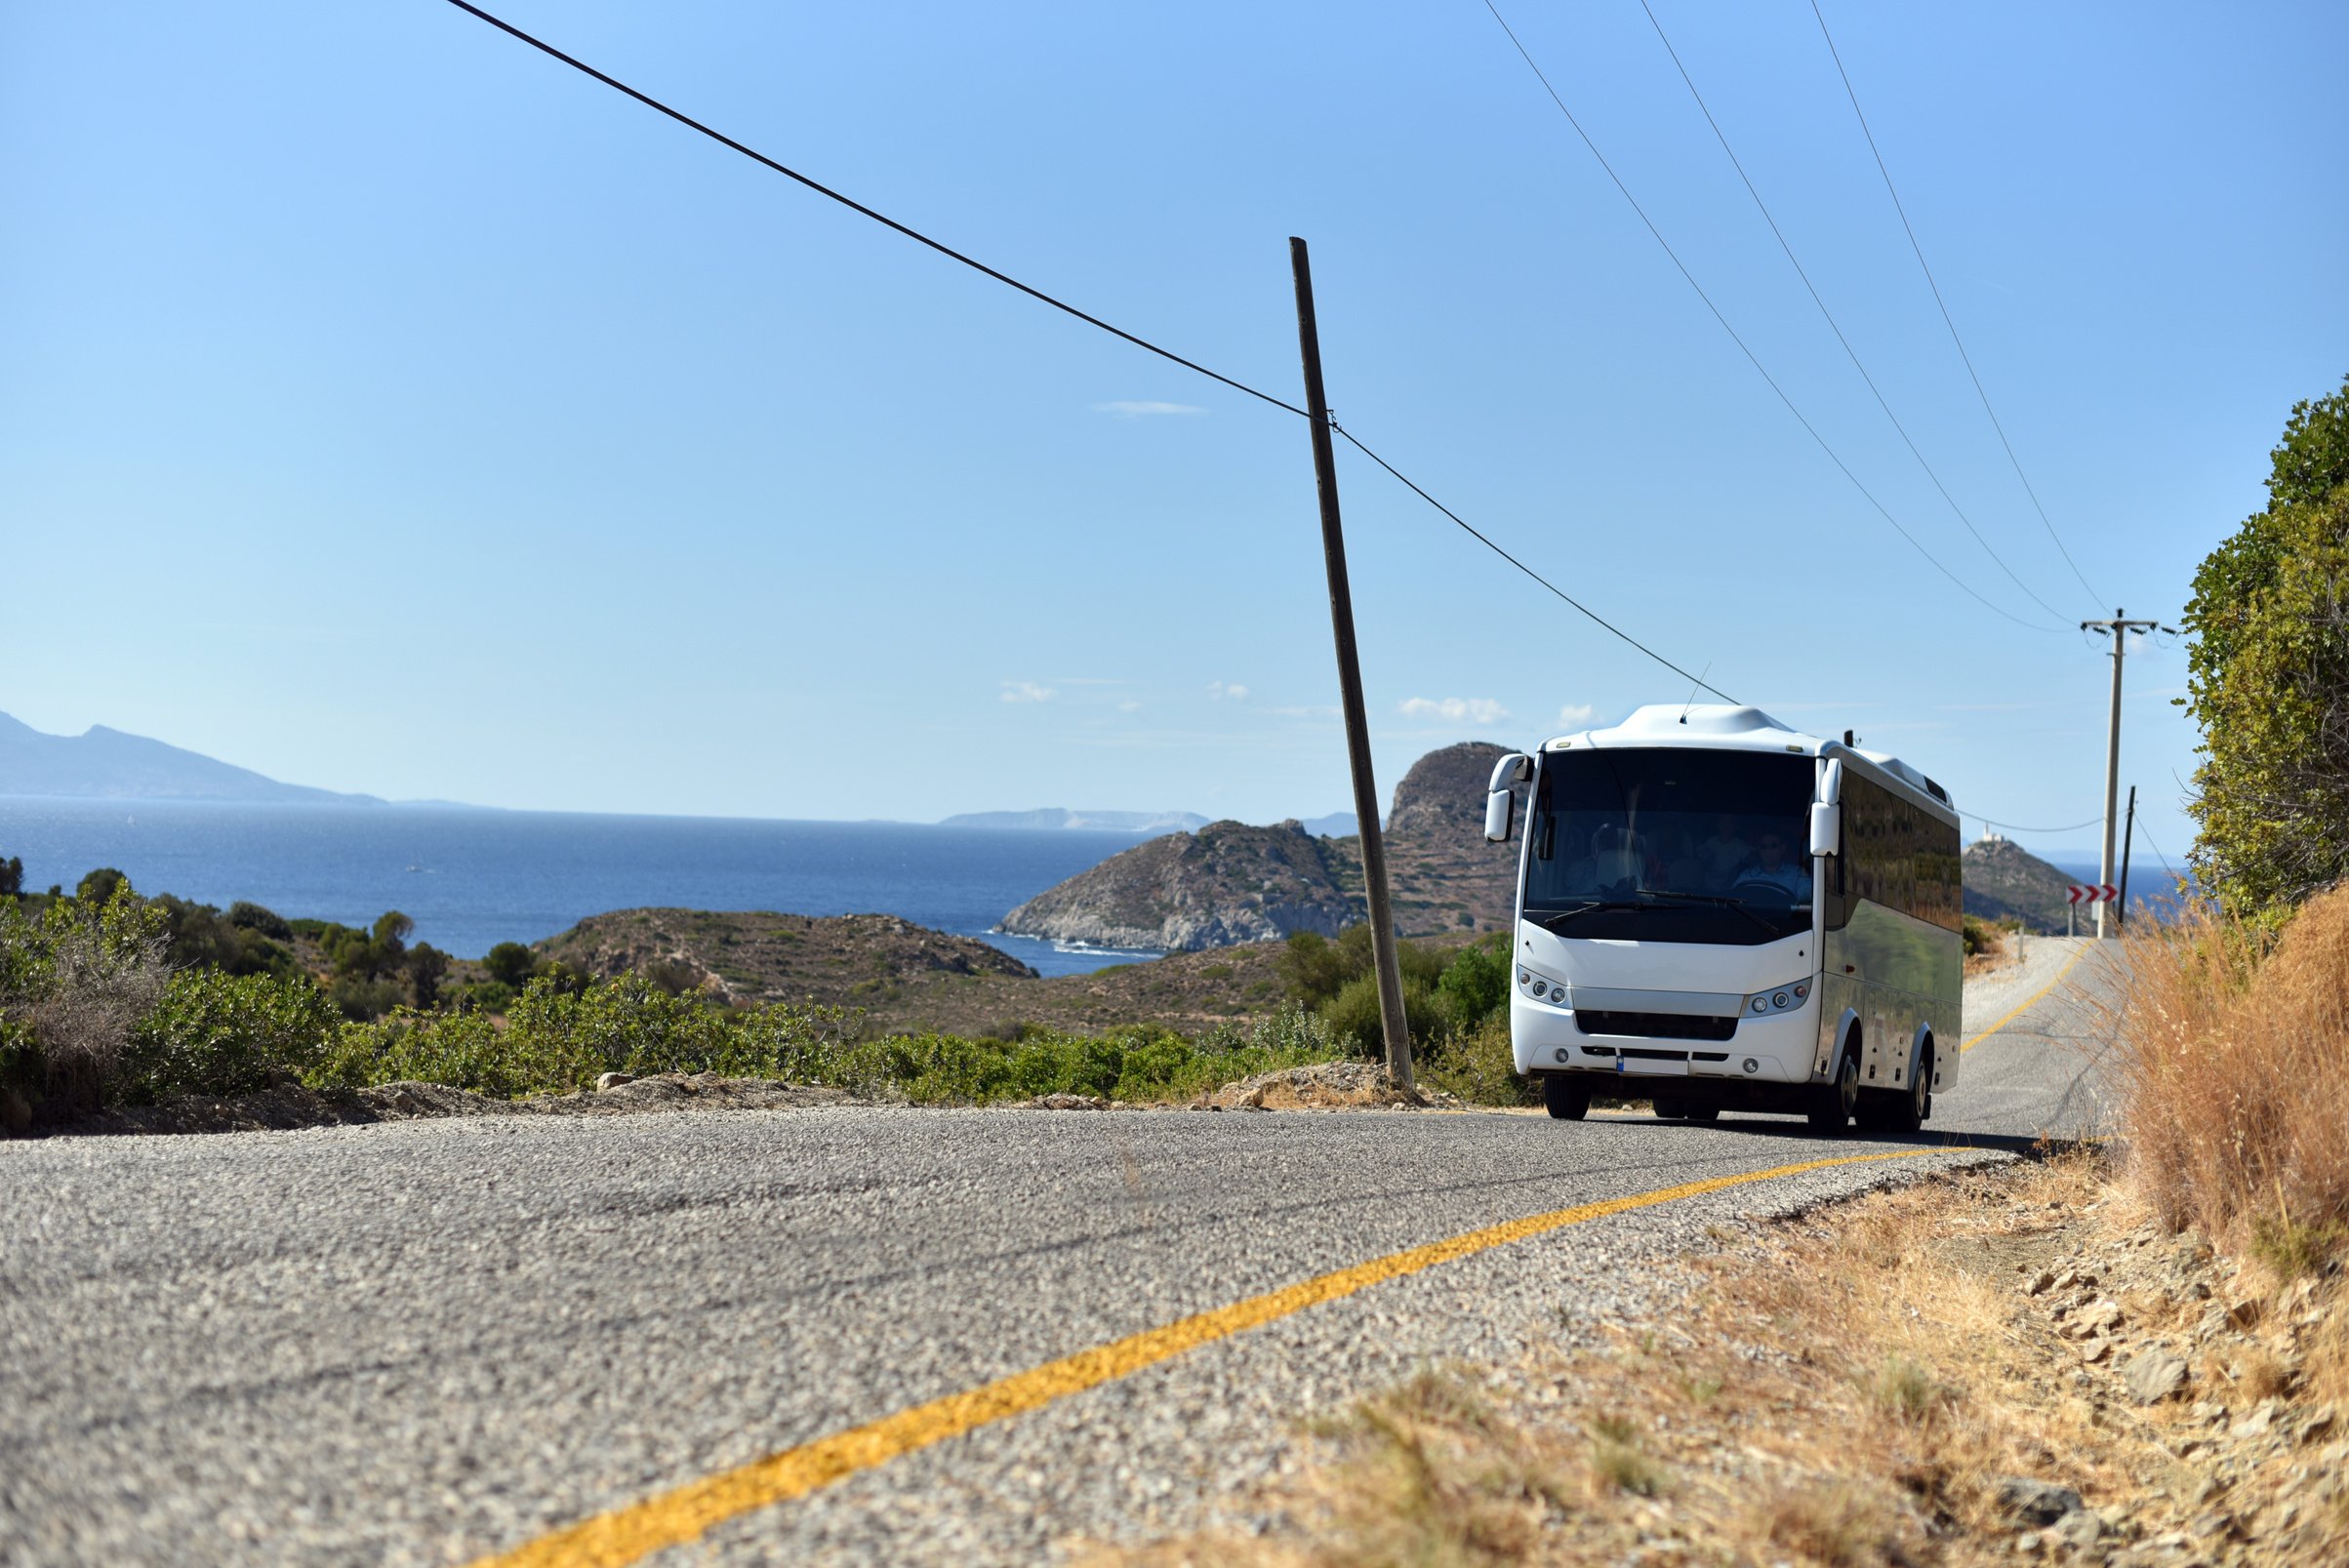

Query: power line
[
  {"left": 1633, "top": 0, "right": 2076, "bottom": 625},
  {"left": 2136, "top": 818, "right": 2178, "bottom": 882},
  {"left": 1477, "top": 0, "right": 2066, "bottom": 634},
  {"left": 1806, "top": 0, "right": 2105, "bottom": 607},
  {"left": 437, "top": 1, "right": 1307, "bottom": 420},
  {"left": 1333, "top": 424, "right": 1737, "bottom": 703},
  {"left": 437, "top": 0, "right": 1739, "bottom": 703},
  {"left": 1963, "top": 810, "right": 2103, "bottom": 834}
]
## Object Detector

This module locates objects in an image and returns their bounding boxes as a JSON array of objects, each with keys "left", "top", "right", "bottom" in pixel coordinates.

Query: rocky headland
[
  {"left": 1964, "top": 833, "right": 2086, "bottom": 932},
  {"left": 998, "top": 742, "right": 1526, "bottom": 951}
]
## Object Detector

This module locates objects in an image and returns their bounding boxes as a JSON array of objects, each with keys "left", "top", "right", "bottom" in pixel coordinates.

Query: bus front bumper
[{"left": 1511, "top": 991, "right": 1819, "bottom": 1087}]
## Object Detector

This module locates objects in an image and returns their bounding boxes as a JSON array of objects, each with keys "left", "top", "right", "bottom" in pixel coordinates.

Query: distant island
[
  {"left": 940, "top": 807, "right": 1359, "bottom": 839},
  {"left": 0, "top": 711, "right": 383, "bottom": 805},
  {"left": 940, "top": 808, "right": 1212, "bottom": 834}
]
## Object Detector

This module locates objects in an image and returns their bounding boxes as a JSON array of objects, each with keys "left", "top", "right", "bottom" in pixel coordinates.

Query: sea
[{"left": 0, "top": 798, "right": 1164, "bottom": 978}]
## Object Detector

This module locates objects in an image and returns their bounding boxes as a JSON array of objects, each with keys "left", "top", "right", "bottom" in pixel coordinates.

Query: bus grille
[{"left": 1575, "top": 1011, "right": 1738, "bottom": 1043}]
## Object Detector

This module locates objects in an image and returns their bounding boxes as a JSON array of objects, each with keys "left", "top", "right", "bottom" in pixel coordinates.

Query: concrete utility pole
[
  {"left": 2081, "top": 610, "right": 2171, "bottom": 938},
  {"left": 1288, "top": 237, "right": 1414, "bottom": 1091}
]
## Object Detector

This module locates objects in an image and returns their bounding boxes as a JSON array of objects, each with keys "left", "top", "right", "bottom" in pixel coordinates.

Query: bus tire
[
  {"left": 1652, "top": 1095, "right": 1687, "bottom": 1120},
  {"left": 1543, "top": 1075, "right": 1591, "bottom": 1121},
  {"left": 1860, "top": 1037, "right": 1933, "bottom": 1133},
  {"left": 1682, "top": 1103, "right": 1720, "bottom": 1123},
  {"left": 1807, "top": 1034, "right": 1860, "bottom": 1136}
]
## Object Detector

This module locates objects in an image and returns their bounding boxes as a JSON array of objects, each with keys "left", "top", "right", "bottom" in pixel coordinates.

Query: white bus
[{"left": 1483, "top": 704, "right": 1963, "bottom": 1133}]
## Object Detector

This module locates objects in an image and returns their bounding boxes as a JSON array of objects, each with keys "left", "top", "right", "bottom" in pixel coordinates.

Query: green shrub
[
  {"left": 1434, "top": 935, "right": 1511, "bottom": 1033},
  {"left": 76, "top": 867, "right": 129, "bottom": 905},
  {"left": 1320, "top": 971, "right": 1442, "bottom": 1057},
  {"left": 330, "top": 975, "right": 405, "bottom": 1021},
  {"left": 1420, "top": 1016, "right": 1535, "bottom": 1106},
  {"left": 482, "top": 942, "right": 539, "bottom": 988},
  {"left": 314, "top": 1008, "right": 518, "bottom": 1098},
  {"left": 120, "top": 969, "right": 339, "bottom": 1102},
  {"left": 225, "top": 901, "right": 292, "bottom": 940},
  {"left": 0, "top": 887, "right": 172, "bottom": 1119}
]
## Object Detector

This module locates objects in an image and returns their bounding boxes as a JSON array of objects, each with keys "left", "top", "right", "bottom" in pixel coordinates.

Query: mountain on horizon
[{"left": 0, "top": 711, "right": 382, "bottom": 806}]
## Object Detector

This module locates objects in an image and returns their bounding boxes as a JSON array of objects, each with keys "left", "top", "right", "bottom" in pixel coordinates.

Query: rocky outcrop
[
  {"left": 538, "top": 909, "right": 1035, "bottom": 1006},
  {"left": 1000, "top": 742, "right": 1528, "bottom": 950},
  {"left": 998, "top": 820, "right": 1357, "bottom": 950},
  {"left": 1963, "top": 835, "right": 2081, "bottom": 932}
]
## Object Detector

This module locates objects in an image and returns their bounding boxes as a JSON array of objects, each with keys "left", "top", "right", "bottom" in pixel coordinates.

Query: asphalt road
[{"left": 0, "top": 939, "right": 2125, "bottom": 1567}]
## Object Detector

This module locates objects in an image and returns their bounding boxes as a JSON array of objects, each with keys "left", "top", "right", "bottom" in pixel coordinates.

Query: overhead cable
[
  {"left": 1806, "top": 0, "right": 2106, "bottom": 607},
  {"left": 1477, "top": 0, "right": 2067, "bottom": 634},
  {"left": 1963, "top": 811, "right": 2103, "bottom": 834},
  {"left": 437, "top": 0, "right": 1732, "bottom": 701},
  {"left": 1635, "top": 0, "right": 2076, "bottom": 624},
  {"left": 1333, "top": 424, "right": 1737, "bottom": 703},
  {"left": 437, "top": 1, "right": 1307, "bottom": 419}
]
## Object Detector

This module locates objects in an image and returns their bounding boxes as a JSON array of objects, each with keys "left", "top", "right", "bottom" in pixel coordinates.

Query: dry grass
[
  {"left": 1103, "top": 1151, "right": 2349, "bottom": 1566},
  {"left": 2113, "top": 884, "right": 2349, "bottom": 1266},
  {"left": 1105, "top": 1158, "right": 2126, "bottom": 1568}
]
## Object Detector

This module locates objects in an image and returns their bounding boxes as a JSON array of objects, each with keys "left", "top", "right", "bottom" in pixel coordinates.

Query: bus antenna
[{"left": 1678, "top": 663, "right": 1713, "bottom": 724}]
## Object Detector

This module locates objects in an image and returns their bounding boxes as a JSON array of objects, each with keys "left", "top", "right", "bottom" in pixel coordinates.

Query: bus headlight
[
  {"left": 1744, "top": 980, "right": 1811, "bottom": 1017},
  {"left": 1518, "top": 965, "right": 1567, "bottom": 1004}
]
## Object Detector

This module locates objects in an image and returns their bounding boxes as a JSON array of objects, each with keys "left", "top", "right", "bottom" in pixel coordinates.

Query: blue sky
[{"left": 5, "top": 1, "right": 2341, "bottom": 864}]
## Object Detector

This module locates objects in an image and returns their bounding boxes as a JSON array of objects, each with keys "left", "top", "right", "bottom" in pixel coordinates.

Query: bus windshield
[{"left": 1523, "top": 747, "right": 1815, "bottom": 945}]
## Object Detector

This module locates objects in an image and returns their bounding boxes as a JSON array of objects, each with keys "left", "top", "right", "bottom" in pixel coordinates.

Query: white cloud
[
  {"left": 1207, "top": 681, "right": 1250, "bottom": 702},
  {"left": 1400, "top": 697, "right": 1509, "bottom": 725},
  {"left": 1557, "top": 703, "right": 1596, "bottom": 727},
  {"left": 1117, "top": 699, "right": 1142, "bottom": 713},
  {"left": 999, "top": 680, "right": 1056, "bottom": 704},
  {"left": 1093, "top": 400, "right": 1205, "bottom": 419}
]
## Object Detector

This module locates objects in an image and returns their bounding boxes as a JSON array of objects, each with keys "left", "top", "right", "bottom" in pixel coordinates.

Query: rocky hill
[
  {"left": 538, "top": 909, "right": 1036, "bottom": 1007},
  {"left": 531, "top": 906, "right": 1300, "bottom": 1037},
  {"left": 1962, "top": 834, "right": 2082, "bottom": 932},
  {"left": 998, "top": 742, "right": 1524, "bottom": 950},
  {"left": 998, "top": 820, "right": 1356, "bottom": 949}
]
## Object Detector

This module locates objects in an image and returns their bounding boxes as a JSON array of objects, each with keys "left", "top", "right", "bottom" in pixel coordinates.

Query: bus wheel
[
  {"left": 1543, "top": 1075, "right": 1591, "bottom": 1121},
  {"left": 1807, "top": 1040, "right": 1860, "bottom": 1136},
  {"left": 1887, "top": 1042, "right": 1932, "bottom": 1132},
  {"left": 1860, "top": 1039, "right": 1933, "bottom": 1133},
  {"left": 1682, "top": 1104, "right": 1721, "bottom": 1123},
  {"left": 1651, "top": 1095, "right": 1687, "bottom": 1120}
]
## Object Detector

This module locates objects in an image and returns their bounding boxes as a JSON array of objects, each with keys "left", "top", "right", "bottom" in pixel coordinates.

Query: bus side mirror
[
  {"left": 1484, "top": 789, "right": 1515, "bottom": 844},
  {"left": 1484, "top": 752, "right": 1530, "bottom": 844},
  {"left": 1808, "top": 801, "right": 1842, "bottom": 859}
]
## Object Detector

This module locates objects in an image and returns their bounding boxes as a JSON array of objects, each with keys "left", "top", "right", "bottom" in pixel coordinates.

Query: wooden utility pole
[
  {"left": 1288, "top": 237, "right": 1412, "bottom": 1091},
  {"left": 2081, "top": 610, "right": 2169, "bottom": 938},
  {"left": 2117, "top": 784, "right": 2137, "bottom": 931}
]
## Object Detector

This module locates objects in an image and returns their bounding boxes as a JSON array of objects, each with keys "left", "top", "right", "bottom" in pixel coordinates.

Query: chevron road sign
[{"left": 2066, "top": 884, "right": 2119, "bottom": 905}]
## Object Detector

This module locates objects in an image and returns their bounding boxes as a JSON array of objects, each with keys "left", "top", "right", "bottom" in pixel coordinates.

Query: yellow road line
[
  {"left": 469, "top": 1147, "right": 1937, "bottom": 1568},
  {"left": 1962, "top": 943, "right": 2090, "bottom": 1054}
]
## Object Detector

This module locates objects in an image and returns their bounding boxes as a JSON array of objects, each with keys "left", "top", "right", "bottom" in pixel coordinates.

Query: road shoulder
[{"left": 1100, "top": 1153, "right": 2347, "bottom": 1568}]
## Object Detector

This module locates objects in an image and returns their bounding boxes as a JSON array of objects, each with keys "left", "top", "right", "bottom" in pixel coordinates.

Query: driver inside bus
[{"left": 1738, "top": 828, "right": 1812, "bottom": 899}]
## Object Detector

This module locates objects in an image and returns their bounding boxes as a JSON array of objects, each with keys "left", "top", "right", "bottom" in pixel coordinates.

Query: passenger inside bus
[{"left": 1696, "top": 814, "right": 1750, "bottom": 890}]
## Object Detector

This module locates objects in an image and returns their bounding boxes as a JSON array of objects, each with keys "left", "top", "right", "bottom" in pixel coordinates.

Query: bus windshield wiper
[
  {"left": 1532, "top": 903, "right": 1642, "bottom": 933},
  {"left": 1633, "top": 889, "right": 1781, "bottom": 936}
]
